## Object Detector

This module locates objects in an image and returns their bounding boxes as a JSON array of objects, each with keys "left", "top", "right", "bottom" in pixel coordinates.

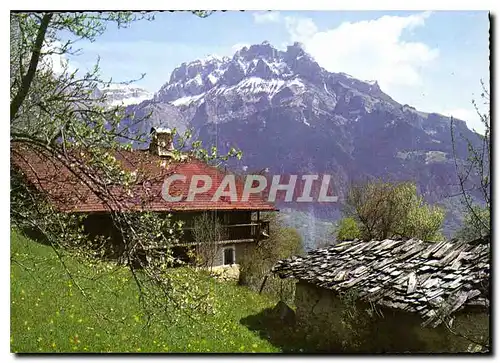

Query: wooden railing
[{"left": 180, "top": 220, "right": 270, "bottom": 244}]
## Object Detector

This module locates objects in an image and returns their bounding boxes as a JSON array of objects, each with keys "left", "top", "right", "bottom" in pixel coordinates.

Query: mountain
[
  {"left": 123, "top": 41, "right": 482, "bottom": 248},
  {"left": 99, "top": 84, "right": 152, "bottom": 106}
]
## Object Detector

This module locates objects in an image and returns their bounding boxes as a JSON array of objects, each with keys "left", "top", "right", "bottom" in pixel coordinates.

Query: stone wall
[{"left": 294, "top": 281, "right": 489, "bottom": 353}]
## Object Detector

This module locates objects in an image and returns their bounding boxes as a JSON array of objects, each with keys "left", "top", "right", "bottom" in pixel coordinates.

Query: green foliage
[
  {"left": 345, "top": 180, "right": 445, "bottom": 241},
  {"left": 273, "top": 227, "right": 304, "bottom": 258},
  {"left": 402, "top": 202, "right": 445, "bottom": 242},
  {"left": 238, "top": 213, "right": 303, "bottom": 304},
  {"left": 455, "top": 205, "right": 490, "bottom": 242},
  {"left": 11, "top": 231, "right": 280, "bottom": 353},
  {"left": 335, "top": 217, "right": 361, "bottom": 241}
]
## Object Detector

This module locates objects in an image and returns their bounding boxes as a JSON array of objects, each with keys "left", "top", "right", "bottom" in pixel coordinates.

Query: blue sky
[{"left": 67, "top": 11, "right": 489, "bottom": 132}]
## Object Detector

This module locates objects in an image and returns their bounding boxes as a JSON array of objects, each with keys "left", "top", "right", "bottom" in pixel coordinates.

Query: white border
[
  {"left": 5, "top": 0, "right": 500, "bottom": 11},
  {"left": 3, "top": 2, "right": 496, "bottom": 363}
]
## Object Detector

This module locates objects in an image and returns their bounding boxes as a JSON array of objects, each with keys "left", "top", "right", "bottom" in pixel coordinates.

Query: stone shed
[{"left": 273, "top": 237, "right": 490, "bottom": 353}]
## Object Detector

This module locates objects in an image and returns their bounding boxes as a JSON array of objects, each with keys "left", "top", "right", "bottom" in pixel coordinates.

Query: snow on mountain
[
  {"left": 152, "top": 41, "right": 393, "bottom": 116},
  {"left": 170, "top": 94, "right": 205, "bottom": 107},
  {"left": 134, "top": 40, "right": 475, "bottom": 147},
  {"left": 100, "top": 83, "right": 153, "bottom": 106}
]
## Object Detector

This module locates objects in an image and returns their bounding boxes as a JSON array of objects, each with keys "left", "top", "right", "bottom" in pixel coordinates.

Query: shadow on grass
[
  {"left": 19, "top": 228, "right": 51, "bottom": 247},
  {"left": 240, "top": 306, "right": 340, "bottom": 353}
]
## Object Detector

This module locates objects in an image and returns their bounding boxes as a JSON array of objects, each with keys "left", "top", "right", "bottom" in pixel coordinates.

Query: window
[{"left": 223, "top": 247, "right": 235, "bottom": 265}]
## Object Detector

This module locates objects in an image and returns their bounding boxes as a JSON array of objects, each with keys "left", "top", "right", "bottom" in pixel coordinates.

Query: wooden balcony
[{"left": 177, "top": 220, "right": 270, "bottom": 246}]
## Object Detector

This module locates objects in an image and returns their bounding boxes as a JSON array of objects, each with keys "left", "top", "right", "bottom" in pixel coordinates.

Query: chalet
[
  {"left": 11, "top": 128, "right": 277, "bottom": 268},
  {"left": 273, "top": 237, "right": 490, "bottom": 353}
]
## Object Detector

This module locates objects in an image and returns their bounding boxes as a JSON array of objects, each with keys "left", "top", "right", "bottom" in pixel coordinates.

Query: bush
[
  {"left": 344, "top": 180, "right": 445, "bottom": 241},
  {"left": 455, "top": 205, "right": 490, "bottom": 242},
  {"left": 336, "top": 217, "right": 361, "bottom": 241},
  {"left": 238, "top": 213, "right": 303, "bottom": 304}
]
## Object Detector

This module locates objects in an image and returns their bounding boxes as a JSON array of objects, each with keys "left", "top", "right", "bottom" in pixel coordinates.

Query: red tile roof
[{"left": 11, "top": 143, "right": 276, "bottom": 213}]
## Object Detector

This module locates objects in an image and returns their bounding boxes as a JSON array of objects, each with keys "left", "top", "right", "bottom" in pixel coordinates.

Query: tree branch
[{"left": 10, "top": 13, "right": 53, "bottom": 121}]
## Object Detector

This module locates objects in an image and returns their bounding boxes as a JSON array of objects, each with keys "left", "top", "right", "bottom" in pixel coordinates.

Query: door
[{"left": 223, "top": 247, "right": 235, "bottom": 265}]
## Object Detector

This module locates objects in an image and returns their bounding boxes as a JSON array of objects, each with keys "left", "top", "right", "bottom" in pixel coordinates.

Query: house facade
[
  {"left": 273, "top": 237, "right": 490, "bottom": 353},
  {"left": 12, "top": 128, "right": 276, "bottom": 268},
  {"left": 169, "top": 210, "right": 270, "bottom": 266}
]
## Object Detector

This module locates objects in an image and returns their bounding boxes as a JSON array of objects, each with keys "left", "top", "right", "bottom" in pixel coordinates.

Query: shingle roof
[
  {"left": 272, "top": 237, "right": 490, "bottom": 327},
  {"left": 11, "top": 143, "right": 276, "bottom": 213}
]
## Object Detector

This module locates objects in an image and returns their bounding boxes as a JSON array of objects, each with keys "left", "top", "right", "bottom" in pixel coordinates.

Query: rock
[{"left": 209, "top": 264, "right": 240, "bottom": 281}]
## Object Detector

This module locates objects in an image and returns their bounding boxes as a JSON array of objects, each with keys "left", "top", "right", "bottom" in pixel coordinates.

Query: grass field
[{"left": 10, "top": 230, "right": 286, "bottom": 353}]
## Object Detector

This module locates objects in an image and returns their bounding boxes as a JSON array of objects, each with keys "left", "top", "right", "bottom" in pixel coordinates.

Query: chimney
[{"left": 149, "top": 127, "right": 175, "bottom": 157}]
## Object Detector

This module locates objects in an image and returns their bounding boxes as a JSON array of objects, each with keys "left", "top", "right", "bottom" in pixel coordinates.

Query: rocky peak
[
  {"left": 155, "top": 41, "right": 395, "bottom": 106},
  {"left": 244, "top": 41, "right": 279, "bottom": 60},
  {"left": 168, "top": 55, "right": 224, "bottom": 84},
  {"left": 285, "top": 41, "right": 306, "bottom": 56}
]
